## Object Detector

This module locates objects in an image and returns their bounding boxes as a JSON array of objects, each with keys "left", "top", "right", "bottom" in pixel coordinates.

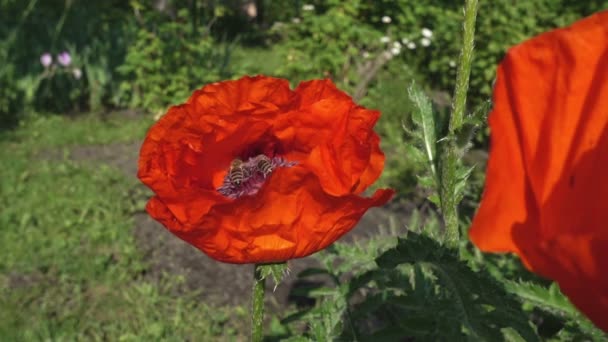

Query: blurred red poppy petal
[{"left": 470, "top": 11, "right": 608, "bottom": 331}]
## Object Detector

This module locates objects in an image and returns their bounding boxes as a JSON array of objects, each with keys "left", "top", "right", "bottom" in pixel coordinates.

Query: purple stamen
[{"left": 217, "top": 155, "right": 298, "bottom": 199}]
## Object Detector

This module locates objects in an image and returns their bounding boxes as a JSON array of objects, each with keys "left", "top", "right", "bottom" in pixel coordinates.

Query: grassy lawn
[{"left": 0, "top": 114, "right": 246, "bottom": 341}]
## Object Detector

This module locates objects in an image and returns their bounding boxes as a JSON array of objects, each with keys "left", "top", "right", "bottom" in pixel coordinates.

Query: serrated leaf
[
  {"left": 503, "top": 280, "right": 607, "bottom": 338},
  {"left": 456, "top": 99, "right": 491, "bottom": 149},
  {"left": 503, "top": 281, "right": 577, "bottom": 317},
  {"left": 407, "top": 83, "right": 438, "bottom": 178},
  {"left": 258, "top": 262, "right": 290, "bottom": 289},
  {"left": 374, "top": 233, "right": 539, "bottom": 341},
  {"left": 454, "top": 165, "right": 475, "bottom": 202}
]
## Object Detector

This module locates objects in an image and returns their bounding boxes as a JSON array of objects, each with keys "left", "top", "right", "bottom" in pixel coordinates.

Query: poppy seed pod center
[{"left": 217, "top": 154, "right": 298, "bottom": 199}]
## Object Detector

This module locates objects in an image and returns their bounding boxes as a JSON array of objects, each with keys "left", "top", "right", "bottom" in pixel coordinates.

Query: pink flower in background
[
  {"left": 40, "top": 53, "right": 52, "bottom": 68},
  {"left": 57, "top": 51, "right": 71, "bottom": 67}
]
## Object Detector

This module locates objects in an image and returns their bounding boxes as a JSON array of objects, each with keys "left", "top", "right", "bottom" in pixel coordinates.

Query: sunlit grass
[
  {"left": 2, "top": 113, "right": 154, "bottom": 148},
  {"left": 0, "top": 114, "right": 245, "bottom": 340}
]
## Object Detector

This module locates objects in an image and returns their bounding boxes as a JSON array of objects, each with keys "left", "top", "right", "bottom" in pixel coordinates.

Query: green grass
[
  {"left": 0, "top": 113, "right": 245, "bottom": 341},
  {"left": 3, "top": 113, "right": 153, "bottom": 147},
  {"left": 231, "top": 46, "right": 286, "bottom": 78}
]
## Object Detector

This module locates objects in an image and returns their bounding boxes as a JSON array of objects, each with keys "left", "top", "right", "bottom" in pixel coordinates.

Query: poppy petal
[
  {"left": 138, "top": 75, "right": 394, "bottom": 265},
  {"left": 169, "top": 166, "right": 394, "bottom": 263},
  {"left": 275, "top": 79, "right": 384, "bottom": 196},
  {"left": 469, "top": 11, "right": 608, "bottom": 331}
]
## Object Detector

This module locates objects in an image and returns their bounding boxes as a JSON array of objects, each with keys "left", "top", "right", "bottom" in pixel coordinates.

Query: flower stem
[
  {"left": 440, "top": 0, "right": 478, "bottom": 245},
  {"left": 450, "top": 0, "right": 478, "bottom": 133},
  {"left": 251, "top": 264, "right": 266, "bottom": 342}
]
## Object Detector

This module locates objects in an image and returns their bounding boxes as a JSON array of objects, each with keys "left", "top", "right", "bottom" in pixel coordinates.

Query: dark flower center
[{"left": 217, "top": 155, "right": 297, "bottom": 199}]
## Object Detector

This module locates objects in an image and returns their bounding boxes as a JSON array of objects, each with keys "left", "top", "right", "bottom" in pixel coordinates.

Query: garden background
[{"left": 1, "top": 0, "right": 607, "bottom": 340}]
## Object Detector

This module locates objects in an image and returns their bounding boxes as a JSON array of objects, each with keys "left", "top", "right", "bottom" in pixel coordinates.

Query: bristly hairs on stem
[
  {"left": 439, "top": 0, "right": 478, "bottom": 246},
  {"left": 251, "top": 264, "right": 265, "bottom": 342}
]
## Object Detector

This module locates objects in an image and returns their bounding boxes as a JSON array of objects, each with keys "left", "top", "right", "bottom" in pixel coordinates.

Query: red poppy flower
[
  {"left": 138, "top": 76, "right": 394, "bottom": 264},
  {"left": 469, "top": 11, "right": 608, "bottom": 331}
]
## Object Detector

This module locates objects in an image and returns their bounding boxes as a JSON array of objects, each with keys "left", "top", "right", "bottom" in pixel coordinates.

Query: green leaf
[
  {"left": 375, "top": 233, "right": 539, "bottom": 341},
  {"left": 407, "top": 83, "right": 438, "bottom": 178},
  {"left": 501, "top": 327, "right": 527, "bottom": 342},
  {"left": 456, "top": 99, "right": 491, "bottom": 149},
  {"left": 504, "top": 281, "right": 606, "bottom": 338},
  {"left": 258, "top": 262, "right": 290, "bottom": 289}
]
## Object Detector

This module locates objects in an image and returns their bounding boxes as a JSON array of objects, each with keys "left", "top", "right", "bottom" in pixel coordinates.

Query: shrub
[
  {"left": 272, "top": 0, "right": 608, "bottom": 106},
  {"left": 116, "top": 9, "right": 235, "bottom": 113}
]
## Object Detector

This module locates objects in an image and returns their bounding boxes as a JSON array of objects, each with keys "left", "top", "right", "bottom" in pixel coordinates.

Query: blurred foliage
[
  {"left": 115, "top": 7, "right": 234, "bottom": 112},
  {"left": 270, "top": 0, "right": 608, "bottom": 108},
  {"left": 0, "top": 0, "right": 134, "bottom": 118},
  {"left": 270, "top": 1, "right": 386, "bottom": 92},
  {"left": 2, "top": 0, "right": 605, "bottom": 119}
]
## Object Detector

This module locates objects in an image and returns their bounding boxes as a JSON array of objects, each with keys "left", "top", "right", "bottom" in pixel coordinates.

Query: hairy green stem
[
  {"left": 450, "top": 0, "right": 478, "bottom": 133},
  {"left": 252, "top": 264, "right": 266, "bottom": 342},
  {"left": 440, "top": 0, "right": 478, "bottom": 245}
]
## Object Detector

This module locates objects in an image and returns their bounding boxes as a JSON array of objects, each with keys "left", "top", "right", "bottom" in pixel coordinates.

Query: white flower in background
[
  {"left": 390, "top": 46, "right": 401, "bottom": 56},
  {"left": 292, "top": 17, "right": 301, "bottom": 24},
  {"left": 421, "top": 27, "right": 433, "bottom": 38},
  {"left": 420, "top": 37, "right": 431, "bottom": 47},
  {"left": 362, "top": 51, "right": 371, "bottom": 59},
  {"left": 401, "top": 37, "right": 410, "bottom": 45},
  {"left": 392, "top": 41, "right": 402, "bottom": 49},
  {"left": 381, "top": 16, "right": 392, "bottom": 24},
  {"left": 302, "top": 4, "right": 314, "bottom": 11},
  {"left": 72, "top": 68, "right": 82, "bottom": 80},
  {"left": 407, "top": 42, "right": 416, "bottom": 50},
  {"left": 244, "top": 2, "right": 257, "bottom": 18},
  {"left": 380, "top": 36, "right": 390, "bottom": 44},
  {"left": 449, "top": 60, "right": 457, "bottom": 68}
]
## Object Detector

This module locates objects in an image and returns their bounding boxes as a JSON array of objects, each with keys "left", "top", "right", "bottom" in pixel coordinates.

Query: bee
[
  {"left": 255, "top": 155, "right": 273, "bottom": 178},
  {"left": 228, "top": 158, "right": 247, "bottom": 186}
]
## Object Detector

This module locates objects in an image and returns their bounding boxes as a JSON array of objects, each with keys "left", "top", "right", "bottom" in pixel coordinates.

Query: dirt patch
[
  {"left": 6, "top": 271, "right": 48, "bottom": 289},
  {"left": 69, "top": 142, "right": 142, "bottom": 178},
  {"left": 65, "top": 141, "right": 409, "bottom": 309},
  {"left": 132, "top": 207, "right": 402, "bottom": 310}
]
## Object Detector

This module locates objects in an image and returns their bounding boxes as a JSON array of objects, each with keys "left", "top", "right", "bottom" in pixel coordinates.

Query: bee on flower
[
  {"left": 228, "top": 158, "right": 248, "bottom": 186},
  {"left": 254, "top": 155, "right": 273, "bottom": 178}
]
